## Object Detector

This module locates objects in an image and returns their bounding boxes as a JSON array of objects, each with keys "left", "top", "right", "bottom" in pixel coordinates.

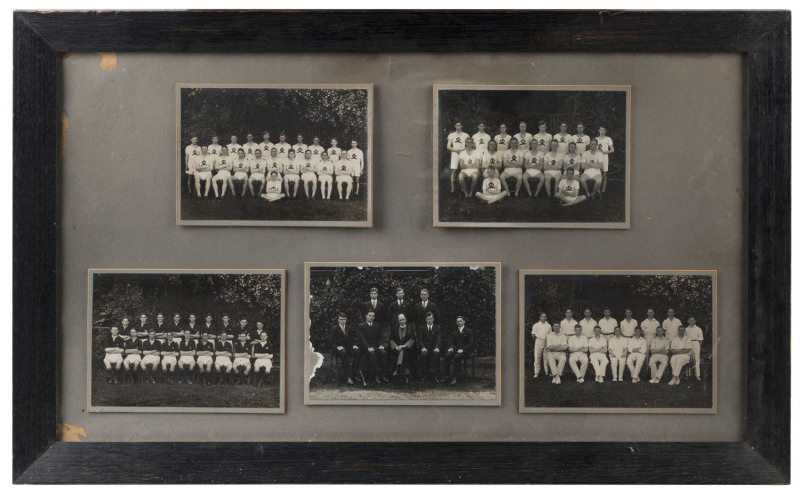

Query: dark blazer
[
  {"left": 329, "top": 323, "right": 357, "bottom": 350},
  {"left": 361, "top": 300, "right": 387, "bottom": 325},
  {"left": 416, "top": 323, "right": 442, "bottom": 351},
  {"left": 413, "top": 301, "right": 440, "bottom": 325},
  {"left": 386, "top": 300, "right": 414, "bottom": 325},
  {"left": 390, "top": 324, "right": 415, "bottom": 350},
  {"left": 447, "top": 327, "right": 474, "bottom": 354}
]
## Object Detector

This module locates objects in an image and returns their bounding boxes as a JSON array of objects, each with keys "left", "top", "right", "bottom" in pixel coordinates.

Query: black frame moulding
[{"left": 12, "top": 10, "right": 790, "bottom": 484}]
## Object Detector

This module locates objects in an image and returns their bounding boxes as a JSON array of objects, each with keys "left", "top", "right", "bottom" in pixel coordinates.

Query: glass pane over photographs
[
  {"left": 305, "top": 263, "right": 501, "bottom": 406},
  {"left": 87, "top": 269, "right": 286, "bottom": 413},
  {"left": 434, "top": 85, "right": 630, "bottom": 229},
  {"left": 519, "top": 270, "right": 716, "bottom": 414},
  {"left": 177, "top": 84, "right": 374, "bottom": 227}
]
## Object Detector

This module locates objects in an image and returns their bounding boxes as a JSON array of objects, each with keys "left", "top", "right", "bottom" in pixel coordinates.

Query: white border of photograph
[{"left": 86, "top": 268, "right": 286, "bottom": 414}]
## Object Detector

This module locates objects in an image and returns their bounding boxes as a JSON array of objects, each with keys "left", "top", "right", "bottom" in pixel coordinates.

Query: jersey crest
[
  {"left": 487, "top": 182, "right": 496, "bottom": 189},
  {"left": 351, "top": 153, "right": 358, "bottom": 160}
]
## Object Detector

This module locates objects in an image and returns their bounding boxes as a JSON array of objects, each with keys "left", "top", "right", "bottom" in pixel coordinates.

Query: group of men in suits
[
  {"left": 101, "top": 312, "right": 275, "bottom": 387},
  {"left": 328, "top": 286, "right": 475, "bottom": 386}
]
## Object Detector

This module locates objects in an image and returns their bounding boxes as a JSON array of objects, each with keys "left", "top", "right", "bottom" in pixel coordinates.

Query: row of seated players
[
  {"left": 102, "top": 325, "right": 274, "bottom": 387},
  {"left": 456, "top": 137, "right": 606, "bottom": 201},
  {"left": 329, "top": 310, "right": 474, "bottom": 386},
  {"left": 536, "top": 324, "right": 701, "bottom": 386}
]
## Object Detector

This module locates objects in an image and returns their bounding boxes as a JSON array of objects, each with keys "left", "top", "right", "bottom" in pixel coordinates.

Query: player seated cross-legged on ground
[
  {"left": 231, "top": 148, "right": 251, "bottom": 199},
  {"left": 247, "top": 149, "right": 267, "bottom": 198},
  {"left": 457, "top": 137, "right": 482, "bottom": 198},
  {"left": 260, "top": 171, "right": 286, "bottom": 202},
  {"left": 316, "top": 152, "right": 335, "bottom": 200},
  {"left": 581, "top": 139, "right": 604, "bottom": 199},
  {"left": 214, "top": 332, "right": 234, "bottom": 385},
  {"left": 193, "top": 146, "right": 214, "bottom": 200},
  {"left": 251, "top": 331, "right": 273, "bottom": 388},
  {"left": 282, "top": 149, "right": 301, "bottom": 199},
  {"left": 195, "top": 331, "right": 215, "bottom": 386},
  {"left": 140, "top": 330, "right": 162, "bottom": 384},
  {"left": 475, "top": 166, "right": 509, "bottom": 204},
  {"left": 555, "top": 168, "right": 587, "bottom": 207},
  {"left": 523, "top": 140, "right": 545, "bottom": 198},
  {"left": 568, "top": 325, "right": 590, "bottom": 383},
  {"left": 541, "top": 140, "right": 563, "bottom": 198},
  {"left": 232, "top": 332, "right": 252, "bottom": 385},
  {"left": 500, "top": 137, "right": 525, "bottom": 197},
  {"left": 159, "top": 331, "right": 180, "bottom": 385},
  {"left": 300, "top": 149, "right": 318, "bottom": 199},
  {"left": 103, "top": 326, "right": 126, "bottom": 384},
  {"left": 212, "top": 147, "right": 234, "bottom": 199},
  {"left": 335, "top": 156, "right": 356, "bottom": 200}
]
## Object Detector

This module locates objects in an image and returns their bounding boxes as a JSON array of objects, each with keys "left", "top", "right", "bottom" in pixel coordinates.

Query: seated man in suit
[
  {"left": 390, "top": 313, "right": 415, "bottom": 383},
  {"left": 443, "top": 315, "right": 474, "bottom": 385},
  {"left": 357, "top": 309, "right": 388, "bottom": 384},
  {"left": 328, "top": 312, "right": 360, "bottom": 385},
  {"left": 416, "top": 311, "right": 442, "bottom": 382}
]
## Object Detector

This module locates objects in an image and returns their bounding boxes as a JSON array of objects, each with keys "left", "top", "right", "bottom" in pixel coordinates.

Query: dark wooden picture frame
[{"left": 13, "top": 10, "right": 789, "bottom": 483}]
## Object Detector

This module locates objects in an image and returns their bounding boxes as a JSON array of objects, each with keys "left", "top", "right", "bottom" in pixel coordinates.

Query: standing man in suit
[
  {"left": 329, "top": 312, "right": 360, "bottom": 385},
  {"left": 357, "top": 309, "right": 387, "bottom": 384},
  {"left": 416, "top": 311, "right": 442, "bottom": 382},
  {"left": 413, "top": 289, "right": 440, "bottom": 327},
  {"left": 390, "top": 313, "right": 415, "bottom": 383},
  {"left": 387, "top": 286, "right": 414, "bottom": 327},
  {"left": 443, "top": 315, "right": 474, "bottom": 386}
]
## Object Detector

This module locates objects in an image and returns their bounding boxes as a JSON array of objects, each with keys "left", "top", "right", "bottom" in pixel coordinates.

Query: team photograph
[
  {"left": 87, "top": 269, "right": 286, "bottom": 413},
  {"left": 304, "top": 263, "right": 501, "bottom": 406},
  {"left": 434, "top": 85, "right": 630, "bottom": 228},
  {"left": 177, "top": 84, "right": 373, "bottom": 227},
  {"left": 519, "top": 270, "right": 716, "bottom": 413}
]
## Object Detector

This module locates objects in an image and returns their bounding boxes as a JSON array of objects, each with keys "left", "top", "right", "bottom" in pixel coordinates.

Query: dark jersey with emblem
[
  {"left": 106, "top": 334, "right": 126, "bottom": 350},
  {"left": 199, "top": 323, "right": 217, "bottom": 335},
  {"left": 252, "top": 341, "right": 272, "bottom": 355},
  {"left": 179, "top": 339, "right": 196, "bottom": 352},
  {"left": 184, "top": 324, "right": 200, "bottom": 337},
  {"left": 160, "top": 340, "right": 180, "bottom": 354},
  {"left": 215, "top": 340, "right": 233, "bottom": 355},
  {"left": 124, "top": 338, "right": 142, "bottom": 351},
  {"left": 141, "top": 339, "right": 161, "bottom": 351},
  {"left": 233, "top": 341, "right": 251, "bottom": 356},
  {"left": 195, "top": 339, "right": 214, "bottom": 353}
]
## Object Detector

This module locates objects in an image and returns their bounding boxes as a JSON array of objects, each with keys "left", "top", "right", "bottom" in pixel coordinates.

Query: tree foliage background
[
  {"left": 437, "top": 89, "right": 628, "bottom": 176},
  {"left": 180, "top": 87, "right": 370, "bottom": 150},
  {"left": 308, "top": 266, "right": 498, "bottom": 357}
]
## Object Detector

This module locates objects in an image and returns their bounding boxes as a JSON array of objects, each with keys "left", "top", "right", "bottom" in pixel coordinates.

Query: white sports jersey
[
  {"left": 482, "top": 177, "right": 502, "bottom": 195},
  {"left": 300, "top": 159, "right": 316, "bottom": 174},
  {"left": 208, "top": 144, "right": 223, "bottom": 156},
  {"left": 531, "top": 321, "right": 552, "bottom": 339},
  {"left": 588, "top": 335, "right": 607, "bottom": 352},
  {"left": 596, "top": 135, "right": 614, "bottom": 170},
  {"left": 562, "top": 153, "right": 582, "bottom": 174},
  {"left": 579, "top": 318, "right": 598, "bottom": 332},
  {"left": 250, "top": 158, "right": 267, "bottom": 174},
  {"left": 628, "top": 337, "right": 647, "bottom": 354},
  {"left": 582, "top": 151, "right": 603, "bottom": 170},
  {"left": 472, "top": 132, "right": 491, "bottom": 152},
  {"left": 215, "top": 155, "right": 232, "bottom": 171},
  {"left": 662, "top": 317, "right": 682, "bottom": 340},
  {"left": 608, "top": 336, "right": 628, "bottom": 357},
  {"left": 265, "top": 158, "right": 282, "bottom": 174},
  {"left": 308, "top": 145, "right": 325, "bottom": 161},
  {"left": 458, "top": 150, "right": 480, "bottom": 170},
  {"left": 560, "top": 318, "right": 578, "bottom": 335},
  {"left": 493, "top": 134, "right": 511, "bottom": 151},
  {"left": 543, "top": 152, "right": 562, "bottom": 171},
  {"left": 447, "top": 131, "right": 468, "bottom": 152},
  {"left": 242, "top": 142, "right": 259, "bottom": 157},
  {"left": 572, "top": 134, "right": 590, "bottom": 153},
  {"left": 232, "top": 158, "right": 250, "bottom": 174},
  {"left": 482, "top": 152, "right": 502, "bottom": 170},
  {"left": 336, "top": 160, "right": 355, "bottom": 176},
  {"left": 568, "top": 334, "right": 589, "bottom": 351},
  {"left": 317, "top": 160, "right": 335, "bottom": 175},
  {"left": 194, "top": 155, "right": 213, "bottom": 173},
  {"left": 283, "top": 158, "right": 300, "bottom": 175},
  {"left": 503, "top": 149, "right": 524, "bottom": 169},
  {"left": 553, "top": 133, "right": 573, "bottom": 155},
  {"left": 265, "top": 180, "right": 282, "bottom": 194},
  {"left": 274, "top": 142, "right": 292, "bottom": 157},
  {"left": 532, "top": 132, "right": 552, "bottom": 151},
  {"left": 640, "top": 318, "right": 660, "bottom": 338},
  {"left": 226, "top": 143, "right": 243, "bottom": 156},
  {"left": 326, "top": 147, "right": 342, "bottom": 161},
  {"left": 686, "top": 325, "right": 703, "bottom": 342},
  {"left": 185, "top": 144, "right": 201, "bottom": 160},
  {"left": 347, "top": 148, "right": 364, "bottom": 173},
  {"left": 620, "top": 318, "right": 638, "bottom": 337},
  {"left": 292, "top": 143, "right": 308, "bottom": 156},
  {"left": 557, "top": 179, "right": 580, "bottom": 197},
  {"left": 546, "top": 332, "right": 567, "bottom": 348},
  {"left": 599, "top": 317, "right": 618, "bottom": 335},
  {"left": 513, "top": 132, "right": 533, "bottom": 151},
  {"left": 259, "top": 141, "right": 274, "bottom": 154},
  {"left": 525, "top": 150, "right": 545, "bottom": 170}
]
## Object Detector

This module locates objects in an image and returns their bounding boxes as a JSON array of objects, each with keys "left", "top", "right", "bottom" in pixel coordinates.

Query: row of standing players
[
  {"left": 101, "top": 313, "right": 275, "bottom": 387},
  {"left": 330, "top": 287, "right": 474, "bottom": 386},
  {"left": 447, "top": 121, "right": 614, "bottom": 201},
  {"left": 184, "top": 133, "right": 365, "bottom": 200},
  {"left": 530, "top": 308, "right": 705, "bottom": 385}
]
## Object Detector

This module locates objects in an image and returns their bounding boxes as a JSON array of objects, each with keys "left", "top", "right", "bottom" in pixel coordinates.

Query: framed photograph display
[
  {"left": 87, "top": 269, "right": 286, "bottom": 414},
  {"left": 304, "top": 262, "right": 501, "bottom": 406},
  {"left": 177, "top": 83, "right": 374, "bottom": 227},
  {"left": 13, "top": 10, "right": 789, "bottom": 485},
  {"left": 519, "top": 270, "right": 716, "bottom": 414}
]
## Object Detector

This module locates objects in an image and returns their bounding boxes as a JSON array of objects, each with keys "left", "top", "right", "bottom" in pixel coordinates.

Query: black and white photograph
[
  {"left": 519, "top": 270, "right": 716, "bottom": 414},
  {"left": 304, "top": 262, "right": 501, "bottom": 406},
  {"left": 177, "top": 84, "right": 373, "bottom": 227},
  {"left": 87, "top": 269, "right": 286, "bottom": 413},
  {"left": 434, "top": 85, "right": 630, "bottom": 228}
]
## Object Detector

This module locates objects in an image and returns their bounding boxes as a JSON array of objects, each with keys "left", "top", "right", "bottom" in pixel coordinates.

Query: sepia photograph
[
  {"left": 434, "top": 85, "right": 630, "bottom": 228},
  {"left": 87, "top": 269, "right": 286, "bottom": 413},
  {"left": 177, "top": 83, "right": 373, "bottom": 227},
  {"left": 304, "top": 262, "right": 501, "bottom": 406},
  {"left": 519, "top": 270, "right": 716, "bottom": 414}
]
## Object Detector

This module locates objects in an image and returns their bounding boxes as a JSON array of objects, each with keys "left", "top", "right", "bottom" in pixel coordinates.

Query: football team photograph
[
  {"left": 434, "top": 85, "right": 630, "bottom": 228},
  {"left": 304, "top": 263, "right": 501, "bottom": 406},
  {"left": 177, "top": 84, "right": 373, "bottom": 227},
  {"left": 87, "top": 269, "right": 286, "bottom": 413},
  {"left": 519, "top": 270, "right": 716, "bottom": 413}
]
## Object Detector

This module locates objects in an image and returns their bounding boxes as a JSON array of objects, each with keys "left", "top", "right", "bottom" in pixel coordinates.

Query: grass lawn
[{"left": 438, "top": 178, "right": 626, "bottom": 224}]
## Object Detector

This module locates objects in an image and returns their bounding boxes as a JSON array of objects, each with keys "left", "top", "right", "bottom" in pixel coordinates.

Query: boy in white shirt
[{"left": 475, "top": 167, "right": 509, "bottom": 204}]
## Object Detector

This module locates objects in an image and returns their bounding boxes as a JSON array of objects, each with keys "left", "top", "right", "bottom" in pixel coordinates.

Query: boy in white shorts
[
  {"left": 214, "top": 332, "right": 234, "bottom": 385},
  {"left": 103, "top": 326, "right": 125, "bottom": 384},
  {"left": 231, "top": 149, "right": 251, "bottom": 199},
  {"left": 475, "top": 167, "right": 509, "bottom": 204},
  {"left": 251, "top": 331, "right": 273, "bottom": 388},
  {"left": 555, "top": 168, "right": 586, "bottom": 207},
  {"left": 212, "top": 147, "right": 234, "bottom": 199},
  {"left": 193, "top": 147, "right": 214, "bottom": 199},
  {"left": 523, "top": 140, "right": 545, "bottom": 198},
  {"left": 500, "top": 137, "right": 525, "bottom": 197},
  {"left": 316, "top": 152, "right": 335, "bottom": 199},
  {"left": 542, "top": 140, "right": 563, "bottom": 198},
  {"left": 348, "top": 140, "right": 365, "bottom": 195},
  {"left": 457, "top": 137, "right": 482, "bottom": 198},
  {"left": 335, "top": 158, "right": 355, "bottom": 200},
  {"left": 580, "top": 139, "right": 604, "bottom": 199},
  {"left": 282, "top": 149, "right": 301, "bottom": 199},
  {"left": 300, "top": 149, "right": 318, "bottom": 199},
  {"left": 159, "top": 332, "right": 180, "bottom": 385},
  {"left": 260, "top": 171, "right": 286, "bottom": 202},
  {"left": 232, "top": 332, "right": 252, "bottom": 385},
  {"left": 446, "top": 122, "right": 468, "bottom": 193},
  {"left": 248, "top": 149, "right": 267, "bottom": 198}
]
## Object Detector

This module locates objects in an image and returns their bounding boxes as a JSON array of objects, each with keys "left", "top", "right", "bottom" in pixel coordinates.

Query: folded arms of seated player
[
  {"left": 234, "top": 348, "right": 250, "bottom": 359},
  {"left": 670, "top": 345, "right": 691, "bottom": 355},
  {"left": 195, "top": 347, "right": 214, "bottom": 357},
  {"left": 160, "top": 347, "right": 178, "bottom": 358},
  {"left": 179, "top": 347, "right": 195, "bottom": 357},
  {"left": 214, "top": 345, "right": 232, "bottom": 358},
  {"left": 547, "top": 339, "right": 568, "bottom": 352},
  {"left": 142, "top": 347, "right": 160, "bottom": 357},
  {"left": 589, "top": 344, "right": 606, "bottom": 354}
]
